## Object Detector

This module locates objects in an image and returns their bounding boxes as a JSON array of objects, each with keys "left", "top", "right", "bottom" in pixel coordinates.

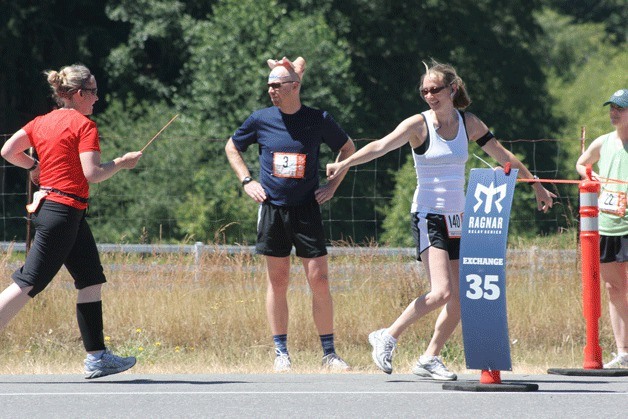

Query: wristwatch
[{"left": 241, "top": 176, "right": 253, "bottom": 186}]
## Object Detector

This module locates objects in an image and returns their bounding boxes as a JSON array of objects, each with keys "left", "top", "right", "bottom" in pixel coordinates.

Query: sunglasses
[
  {"left": 268, "top": 81, "right": 297, "bottom": 89},
  {"left": 420, "top": 85, "right": 449, "bottom": 96}
]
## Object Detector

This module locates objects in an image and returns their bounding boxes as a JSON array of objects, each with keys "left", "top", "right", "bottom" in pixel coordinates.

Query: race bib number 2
[
  {"left": 273, "top": 152, "right": 306, "bottom": 179},
  {"left": 599, "top": 189, "right": 626, "bottom": 217}
]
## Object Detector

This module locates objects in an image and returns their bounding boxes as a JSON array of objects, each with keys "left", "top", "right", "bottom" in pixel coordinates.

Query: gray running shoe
[
  {"left": 274, "top": 353, "right": 291, "bottom": 372},
  {"left": 368, "top": 329, "right": 396, "bottom": 374},
  {"left": 322, "top": 353, "right": 350, "bottom": 371},
  {"left": 84, "top": 350, "right": 136, "bottom": 379},
  {"left": 604, "top": 352, "right": 628, "bottom": 369},
  {"left": 412, "top": 355, "right": 457, "bottom": 381}
]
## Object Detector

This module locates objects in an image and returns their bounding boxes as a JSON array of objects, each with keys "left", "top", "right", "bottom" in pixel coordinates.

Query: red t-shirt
[{"left": 23, "top": 109, "right": 101, "bottom": 210}]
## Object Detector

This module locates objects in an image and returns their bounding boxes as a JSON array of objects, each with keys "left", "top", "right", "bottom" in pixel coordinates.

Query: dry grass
[{"left": 0, "top": 237, "right": 616, "bottom": 375}]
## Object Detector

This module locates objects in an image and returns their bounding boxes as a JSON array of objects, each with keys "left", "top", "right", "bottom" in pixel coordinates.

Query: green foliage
[
  {"left": 175, "top": 170, "right": 256, "bottom": 244},
  {"left": 380, "top": 154, "right": 415, "bottom": 247},
  {"left": 542, "top": 0, "right": 627, "bottom": 43},
  {"left": 3, "top": 0, "right": 624, "bottom": 244},
  {"left": 105, "top": 0, "right": 191, "bottom": 102},
  {"left": 178, "top": 0, "right": 360, "bottom": 138},
  {"left": 170, "top": 0, "right": 362, "bottom": 243},
  {"left": 91, "top": 98, "right": 197, "bottom": 243},
  {"left": 310, "top": 0, "right": 562, "bottom": 241},
  {"left": 0, "top": 0, "right": 122, "bottom": 129},
  {"left": 537, "top": 6, "right": 627, "bottom": 192},
  {"left": 534, "top": 9, "right": 608, "bottom": 83}
]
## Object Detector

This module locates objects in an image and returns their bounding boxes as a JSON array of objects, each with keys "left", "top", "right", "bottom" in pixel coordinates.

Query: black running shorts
[
  {"left": 411, "top": 212, "right": 461, "bottom": 262},
  {"left": 256, "top": 200, "right": 328, "bottom": 258},
  {"left": 600, "top": 234, "right": 628, "bottom": 263}
]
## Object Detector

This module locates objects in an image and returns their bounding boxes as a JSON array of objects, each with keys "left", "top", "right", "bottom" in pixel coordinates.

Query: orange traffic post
[
  {"left": 480, "top": 369, "right": 501, "bottom": 384},
  {"left": 579, "top": 164, "right": 602, "bottom": 369}
]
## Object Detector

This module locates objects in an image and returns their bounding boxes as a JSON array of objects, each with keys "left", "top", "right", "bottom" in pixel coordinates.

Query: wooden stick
[
  {"left": 140, "top": 114, "right": 179, "bottom": 152},
  {"left": 580, "top": 126, "right": 586, "bottom": 155}
]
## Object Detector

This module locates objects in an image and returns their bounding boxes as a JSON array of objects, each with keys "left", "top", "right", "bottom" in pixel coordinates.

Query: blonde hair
[
  {"left": 44, "top": 64, "right": 93, "bottom": 106},
  {"left": 420, "top": 59, "right": 471, "bottom": 109}
]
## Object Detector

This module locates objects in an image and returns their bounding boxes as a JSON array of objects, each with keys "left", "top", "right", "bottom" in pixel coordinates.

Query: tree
[
  {"left": 91, "top": 99, "right": 194, "bottom": 243},
  {"left": 172, "top": 0, "right": 362, "bottom": 243},
  {"left": 542, "top": 0, "right": 627, "bottom": 43},
  {"left": 0, "top": 0, "right": 122, "bottom": 241},
  {"left": 0, "top": 0, "right": 121, "bottom": 131},
  {"left": 104, "top": 0, "right": 192, "bottom": 103},
  {"left": 536, "top": 8, "right": 627, "bottom": 237},
  {"left": 317, "top": 0, "right": 562, "bottom": 241}
]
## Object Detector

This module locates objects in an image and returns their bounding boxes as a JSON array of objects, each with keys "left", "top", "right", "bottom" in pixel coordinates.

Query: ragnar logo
[{"left": 473, "top": 182, "right": 507, "bottom": 214}]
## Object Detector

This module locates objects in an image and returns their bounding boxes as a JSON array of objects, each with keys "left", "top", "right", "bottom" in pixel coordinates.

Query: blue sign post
[{"left": 459, "top": 168, "right": 518, "bottom": 371}]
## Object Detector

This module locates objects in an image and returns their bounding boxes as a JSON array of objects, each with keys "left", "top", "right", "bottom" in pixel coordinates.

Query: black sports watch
[{"left": 241, "top": 176, "right": 253, "bottom": 186}]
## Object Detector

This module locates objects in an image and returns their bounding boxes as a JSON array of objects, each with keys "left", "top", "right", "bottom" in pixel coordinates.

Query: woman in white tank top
[{"left": 327, "top": 59, "right": 555, "bottom": 379}]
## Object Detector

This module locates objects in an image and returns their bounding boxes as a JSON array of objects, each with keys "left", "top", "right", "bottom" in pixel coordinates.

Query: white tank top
[{"left": 410, "top": 110, "right": 468, "bottom": 214}]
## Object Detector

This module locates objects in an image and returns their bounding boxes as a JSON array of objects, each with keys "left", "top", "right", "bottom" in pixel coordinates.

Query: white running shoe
[
  {"left": 412, "top": 355, "right": 457, "bottom": 381},
  {"left": 604, "top": 352, "right": 628, "bottom": 369},
  {"left": 368, "top": 329, "right": 396, "bottom": 374},
  {"left": 322, "top": 353, "right": 351, "bottom": 371},
  {"left": 274, "top": 353, "right": 291, "bottom": 372},
  {"left": 84, "top": 349, "right": 136, "bottom": 379}
]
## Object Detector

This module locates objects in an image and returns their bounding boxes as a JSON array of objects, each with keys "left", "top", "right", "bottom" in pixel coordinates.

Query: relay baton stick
[{"left": 140, "top": 114, "right": 179, "bottom": 152}]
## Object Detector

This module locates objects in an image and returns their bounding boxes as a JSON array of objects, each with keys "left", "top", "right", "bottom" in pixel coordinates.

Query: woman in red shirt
[{"left": 0, "top": 64, "right": 142, "bottom": 378}]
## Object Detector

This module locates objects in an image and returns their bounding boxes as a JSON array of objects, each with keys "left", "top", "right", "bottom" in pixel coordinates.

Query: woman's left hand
[{"left": 533, "top": 183, "right": 556, "bottom": 213}]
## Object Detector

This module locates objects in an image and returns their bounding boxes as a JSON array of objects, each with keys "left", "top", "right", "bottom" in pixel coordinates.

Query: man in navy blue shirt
[{"left": 226, "top": 56, "right": 355, "bottom": 372}]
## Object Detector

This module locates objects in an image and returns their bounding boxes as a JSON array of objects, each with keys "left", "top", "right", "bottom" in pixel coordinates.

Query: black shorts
[
  {"left": 12, "top": 200, "right": 106, "bottom": 297},
  {"left": 411, "top": 212, "right": 460, "bottom": 262},
  {"left": 600, "top": 234, "right": 628, "bottom": 263},
  {"left": 256, "top": 200, "right": 328, "bottom": 258}
]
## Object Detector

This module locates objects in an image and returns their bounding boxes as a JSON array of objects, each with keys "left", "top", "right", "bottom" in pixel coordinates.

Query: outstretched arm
[
  {"left": 466, "top": 113, "right": 556, "bottom": 213},
  {"left": 326, "top": 115, "right": 423, "bottom": 180},
  {"left": 80, "top": 150, "right": 142, "bottom": 183}
]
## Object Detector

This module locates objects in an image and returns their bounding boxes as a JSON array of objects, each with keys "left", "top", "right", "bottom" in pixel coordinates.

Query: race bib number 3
[
  {"left": 599, "top": 189, "right": 626, "bottom": 217},
  {"left": 445, "top": 212, "right": 463, "bottom": 238},
  {"left": 273, "top": 152, "right": 306, "bottom": 179}
]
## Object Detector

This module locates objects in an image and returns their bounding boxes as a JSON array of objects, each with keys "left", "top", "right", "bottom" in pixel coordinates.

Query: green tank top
[{"left": 597, "top": 132, "right": 628, "bottom": 236}]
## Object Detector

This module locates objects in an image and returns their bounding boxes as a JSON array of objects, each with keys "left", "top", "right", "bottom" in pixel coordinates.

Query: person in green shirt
[{"left": 576, "top": 88, "right": 628, "bottom": 369}]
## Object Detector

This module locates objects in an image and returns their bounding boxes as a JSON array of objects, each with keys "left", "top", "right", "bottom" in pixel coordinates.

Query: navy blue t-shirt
[{"left": 231, "top": 105, "right": 349, "bottom": 206}]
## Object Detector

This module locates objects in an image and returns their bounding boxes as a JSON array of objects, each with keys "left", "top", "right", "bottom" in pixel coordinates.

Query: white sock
[
  {"left": 87, "top": 350, "right": 105, "bottom": 361},
  {"left": 383, "top": 330, "right": 397, "bottom": 343},
  {"left": 420, "top": 355, "right": 436, "bottom": 363}
]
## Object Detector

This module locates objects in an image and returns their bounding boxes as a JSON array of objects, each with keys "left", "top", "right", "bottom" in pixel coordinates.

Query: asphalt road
[{"left": 0, "top": 372, "right": 626, "bottom": 418}]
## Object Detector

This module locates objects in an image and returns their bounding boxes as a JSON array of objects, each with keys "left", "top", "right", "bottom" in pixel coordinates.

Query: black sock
[
  {"left": 76, "top": 301, "right": 105, "bottom": 352},
  {"left": 273, "top": 334, "right": 288, "bottom": 356},
  {"left": 320, "top": 333, "right": 335, "bottom": 356}
]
